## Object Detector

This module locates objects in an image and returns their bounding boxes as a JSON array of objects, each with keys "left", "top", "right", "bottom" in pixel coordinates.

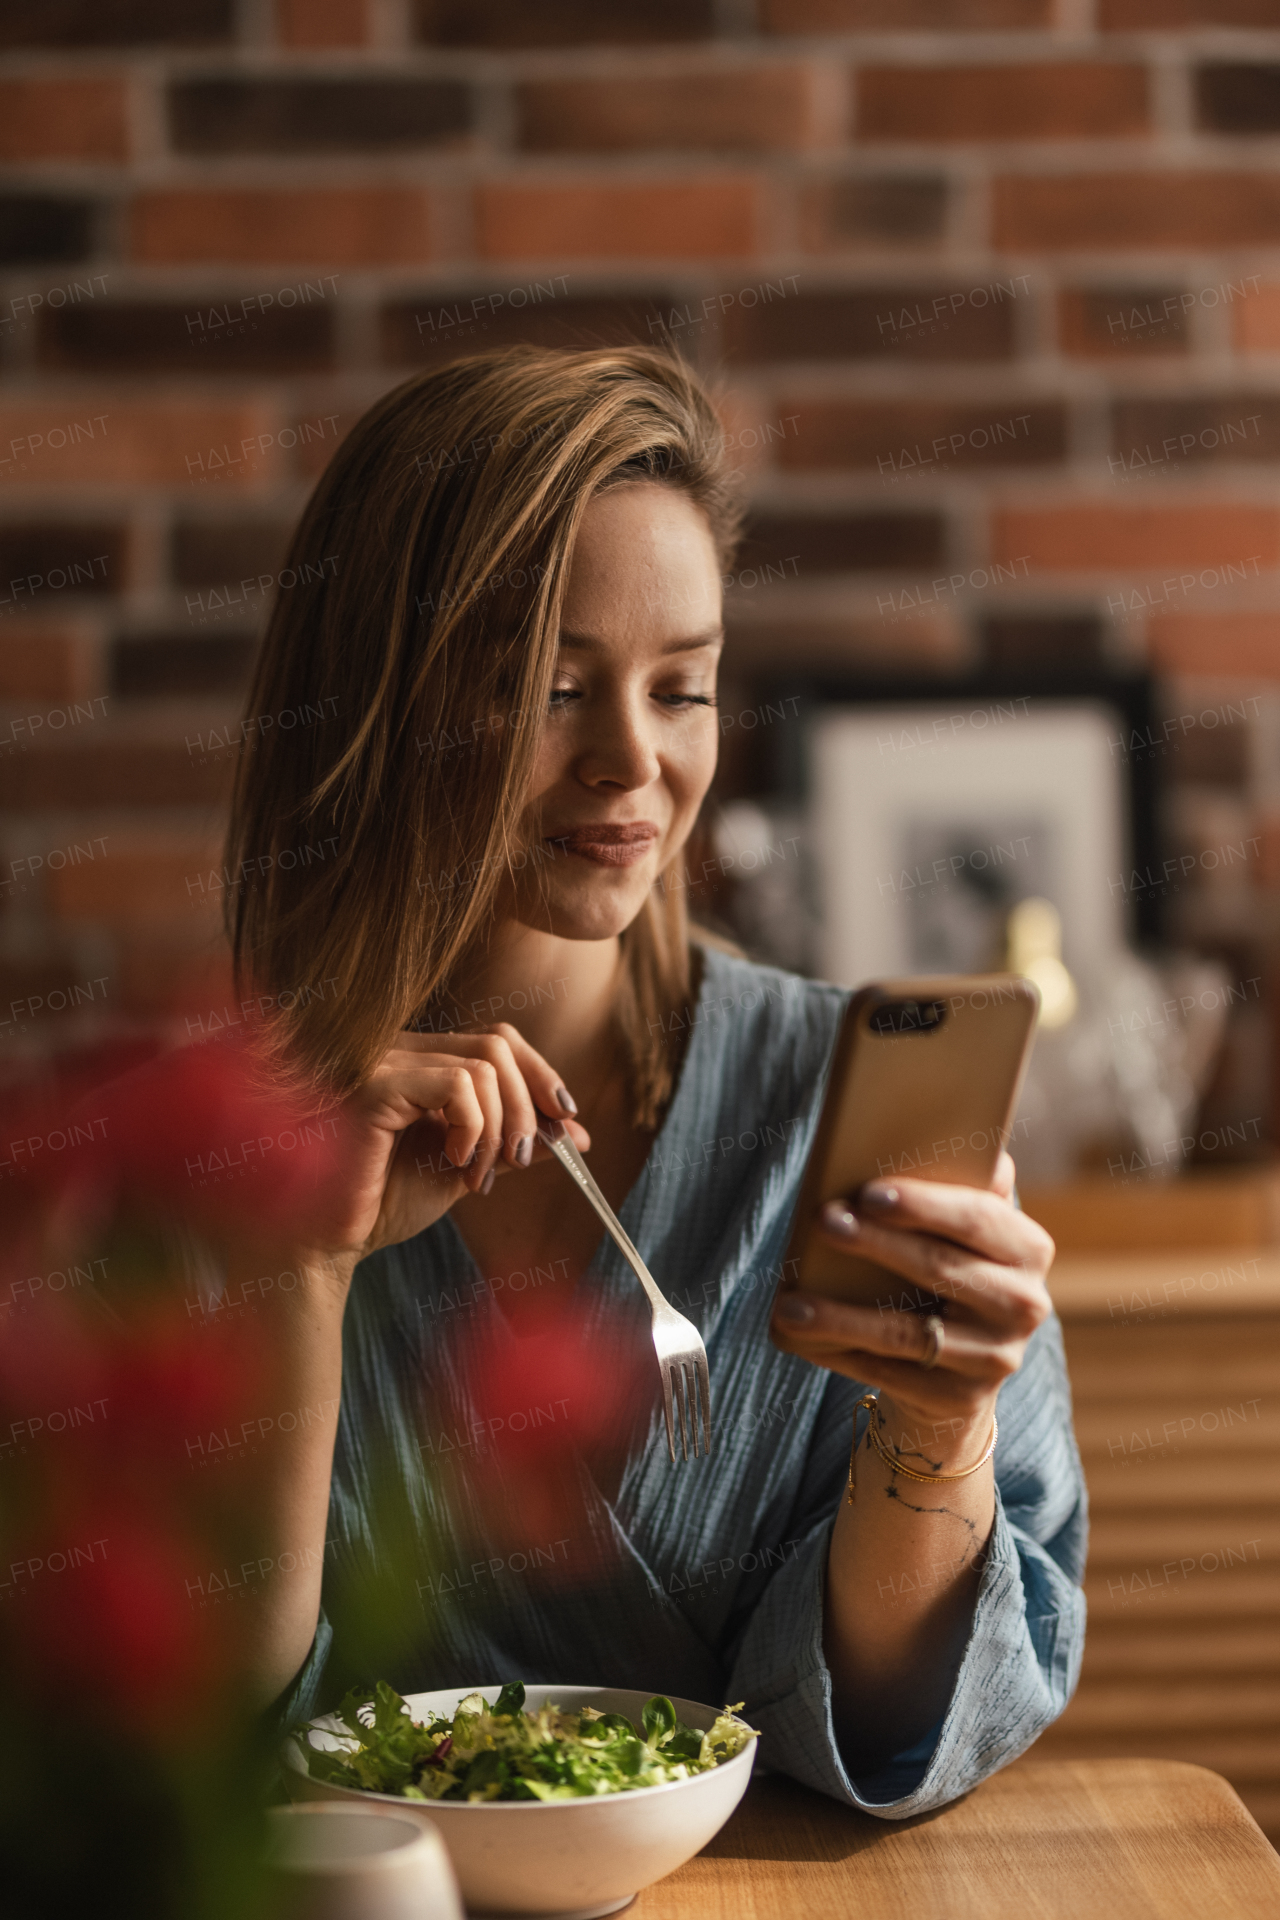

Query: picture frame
[{"left": 740, "top": 670, "right": 1161, "bottom": 988}]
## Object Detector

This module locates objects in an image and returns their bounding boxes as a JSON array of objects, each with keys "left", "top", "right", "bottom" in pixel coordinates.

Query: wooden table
[{"left": 637, "top": 1758, "right": 1280, "bottom": 1919}]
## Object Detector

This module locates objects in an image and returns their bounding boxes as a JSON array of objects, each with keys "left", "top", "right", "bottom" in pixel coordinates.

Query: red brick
[
  {"left": 295, "top": 408, "right": 359, "bottom": 479},
  {"left": 724, "top": 286, "right": 1016, "bottom": 362},
  {"left": 415, "top": 0, "right": 714, "bottom": 47},
  {"left": 0, "top": 401, "right": 283, "bottom": 488},
  {"left": 723, "top": 611, "right": 965, "bottom": 674},
  {"left": 0, "top": 194, "right": 95, "bottom": 264},
  {"left": 1161, "top": 713, "right": 1249, "bottom": 785},
  {"left": 991, "top": 504, "right": 1280, "bottom": 572},
  {"left": 857, "top": 64, "right": 1147, "bottom": 143},
  {"left": 714, "top": 392, "right": 794, "bottom": 476},
  {"left": 275, "top": 0, "right": 372, "bottom": 46},
  {"left": 380, "top": 290, "right": 679, "bottom": 363},
  {"left": 0, "top": 735, "right": 232, "bottom": 811},
  {"left": 0, "top": 525, "right": 126, "bottom": 596},
  {"left": 173, "top": 518, "right": 291, "bottom": 589},
  {"left": 995, "top": 173, "right": 1280, "bottom": 252},
  {"left": 763, "top": 0, "right": 1050, "bottom": 25},
  {"left": 130, "top": 189, "right": 437, "bottom": 268},
  {"left": 39, "top": 299, "right": 335, "bottom": 376},
  {"left": 1146, "top": 613, "right": 1280, "bottom": 680},
  {"left": 1259, "top": 815, "right": 1280, "bottom": 888},
  {"left": 982, "top": 613, "right": 1105, "bottom": 671},
  {"left": 169, "top": 78, "right": 471, "bottom": 154},
  {"left": 737, "top": 510, "right": 945, "bottom": 574},
  {"left": 1233, "top": 285, "right": 1280, "bottom": 352},
  {"left": 0, "top": 78, "right": 130, "bottom": 164},
  {"left": 5, "top": 831, "right": 114, "bottom": 918},
  {"left": 1112, "top": 395, "right": 1280, "bottom": 465},
  {"left": 1059, "top": 287, "right": 1189, "bottom": 358},
  {"left": 1102, "top": 0, "right": 1279, "bottom": 25},
  {"left": 1196, "top": 65, "right": 1280, "bottom": 136},
  {"left": 517, "top": 67, "right": 839, "bottom": 154},
  {"left": 476, "top": 179, "right": 761, "bottom": 261},
  {"left": 45, "top": 829, "right": 223, "bottom": 926},
  {"left": 799, "top": 176, "right": 946, "bottom": 251},
  {"left": 0, "top": 0, "right": 233, "bottom": 47},
  {"left": 111, "top": 634, "right": 257, "bottom": 698},
  {"left": 776, "top": 398, "right": 1067, "bottom": 472},
  {"left": 0, "top": 622, "right": 104, "bottom": 702}
]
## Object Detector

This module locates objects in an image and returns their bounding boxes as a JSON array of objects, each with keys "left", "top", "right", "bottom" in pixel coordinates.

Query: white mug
[{"left": 263, "top": 1802, "right": 465, "bottom": 1920}]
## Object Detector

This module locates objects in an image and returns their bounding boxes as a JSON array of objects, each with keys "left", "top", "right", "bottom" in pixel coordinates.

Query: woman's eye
[{"left": 547, "top": 686, "right": 717, "bottom": 710}]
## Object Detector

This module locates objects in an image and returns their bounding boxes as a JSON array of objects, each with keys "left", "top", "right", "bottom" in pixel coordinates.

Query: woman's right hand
[{"left": 297, "top": 1024, "right": 589, "bottom": 1268}]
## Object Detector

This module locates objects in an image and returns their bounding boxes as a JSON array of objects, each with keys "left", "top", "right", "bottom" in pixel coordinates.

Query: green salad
[{"left": 301, "top": 1680, "right": 757, "bottom": 1803}]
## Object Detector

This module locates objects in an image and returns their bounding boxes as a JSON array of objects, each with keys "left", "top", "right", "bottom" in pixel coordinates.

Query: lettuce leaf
[{"left": 301, "top": 1684, "right": 757, "bottom": 1803}]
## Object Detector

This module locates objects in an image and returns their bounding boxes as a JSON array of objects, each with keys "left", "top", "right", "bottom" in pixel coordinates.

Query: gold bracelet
[
  {"left": 846, "top": 1393, "right": 997, "bottom": 1505},
  {"left": 868, "top": 1406, "right": 998, "bottom": 1484}
]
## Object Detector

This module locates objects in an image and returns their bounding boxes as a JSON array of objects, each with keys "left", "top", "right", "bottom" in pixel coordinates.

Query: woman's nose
[{"left": 575, "top": 695, "right": 661, "bottom": 791}]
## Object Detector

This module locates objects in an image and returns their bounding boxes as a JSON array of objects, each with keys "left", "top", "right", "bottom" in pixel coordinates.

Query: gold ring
[{"left": 919, "top": 1313, "right": 945, "bottom": 1371}]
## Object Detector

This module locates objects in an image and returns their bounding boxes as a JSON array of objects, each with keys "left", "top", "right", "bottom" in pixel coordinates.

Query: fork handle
[{"left": 537, "top": 1129, "right": 670, "bottom": 1316}]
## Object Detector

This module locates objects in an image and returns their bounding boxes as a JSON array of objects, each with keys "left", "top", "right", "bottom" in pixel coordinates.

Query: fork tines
[{"left": 664, "top": 1358, "right": 712, "bottom": 1463}]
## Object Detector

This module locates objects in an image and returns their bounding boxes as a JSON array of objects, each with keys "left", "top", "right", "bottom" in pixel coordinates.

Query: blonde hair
[{"left": 224, "top": 345, "right": 741, "bottom": 1125}]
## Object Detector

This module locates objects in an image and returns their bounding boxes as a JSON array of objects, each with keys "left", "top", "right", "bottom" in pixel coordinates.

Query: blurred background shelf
[
  {"left": 1040, "top": 1222, "right": 1280, "bottom": 1845},
  {"left": 1024, "top": 1170, "right": 1280, "bottom": 1253}
]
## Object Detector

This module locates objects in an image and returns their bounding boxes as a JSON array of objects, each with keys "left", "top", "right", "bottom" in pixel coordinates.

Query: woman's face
[{"left": 513, "top": 481, "right": 723, "bottom": 943}]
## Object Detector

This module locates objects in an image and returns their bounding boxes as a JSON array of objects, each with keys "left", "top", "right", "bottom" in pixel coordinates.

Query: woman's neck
[{"left": 451, "top": 924, "right": 624, "bottom": 1091}]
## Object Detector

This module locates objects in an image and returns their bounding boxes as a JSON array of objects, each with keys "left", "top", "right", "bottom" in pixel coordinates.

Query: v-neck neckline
[{"left": 433, "top": 944, "right": 717, "bottom": 1310}]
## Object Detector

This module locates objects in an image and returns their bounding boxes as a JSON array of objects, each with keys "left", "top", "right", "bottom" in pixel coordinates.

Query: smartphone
[{"left": 781, "top": 973, "right": 1039, "bottom": 1312}]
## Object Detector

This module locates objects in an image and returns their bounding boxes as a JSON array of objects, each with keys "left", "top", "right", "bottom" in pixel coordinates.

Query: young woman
[{"left": 224, "top": 346, "right": 1085, "bottom": 1813}]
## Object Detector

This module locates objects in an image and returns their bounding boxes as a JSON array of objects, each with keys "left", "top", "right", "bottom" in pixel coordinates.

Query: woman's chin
[{"left": 513, "top": 875, "right": 654, "bottom": 943}]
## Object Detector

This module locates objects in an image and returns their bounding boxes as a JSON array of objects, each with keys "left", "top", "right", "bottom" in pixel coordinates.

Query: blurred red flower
[
  {"left": 454, "top": 1297, "right": 654, "bottom": 1576},
  {"left": 0, "top": 1031, "right": 328, "bottom": 1741},
  {"left": 0, "top": 1031, "right": 342, "bottom": 1267},
  {"left": 9, "top": 1507, "right": 229, "bottom": 1739}
]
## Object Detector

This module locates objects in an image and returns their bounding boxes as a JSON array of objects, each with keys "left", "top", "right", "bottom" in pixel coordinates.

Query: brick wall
[{"left": 1, "top": 0, "right": 1278, "bottom": 1132}]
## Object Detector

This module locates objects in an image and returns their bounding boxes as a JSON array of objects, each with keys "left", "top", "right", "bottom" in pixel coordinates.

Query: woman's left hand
[{"left": 769, "top": 1151, "right": 1054, "bottom": 1442}]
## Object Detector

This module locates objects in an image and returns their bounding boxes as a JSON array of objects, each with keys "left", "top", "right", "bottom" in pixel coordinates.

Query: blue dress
[{"left": 280, "top": 946, "right": 1087, "bottom": 1814}]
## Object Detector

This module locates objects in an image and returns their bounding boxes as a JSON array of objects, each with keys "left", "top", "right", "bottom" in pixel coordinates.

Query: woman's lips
[{"left": 546, "top": 823, "right": 660, "bottom": 868}]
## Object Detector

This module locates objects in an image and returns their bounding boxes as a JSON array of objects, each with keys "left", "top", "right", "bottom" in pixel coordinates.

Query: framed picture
[{"left": 806, "top": 698, "right": 1126, "bottom": 987}]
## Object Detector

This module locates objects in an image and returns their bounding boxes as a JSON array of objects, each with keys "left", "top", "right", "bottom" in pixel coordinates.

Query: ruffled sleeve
[{"left": 725, "top": 1313, "right": 1087, "bottom": 1814}]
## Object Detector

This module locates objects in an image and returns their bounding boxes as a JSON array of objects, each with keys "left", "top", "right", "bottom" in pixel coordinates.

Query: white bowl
[
  {"left": 263, "top": 1803, "right": 465, "bottom": 1920},
  {"left": 281, "top": 1683, "right": 757, "bottom": 1920}
]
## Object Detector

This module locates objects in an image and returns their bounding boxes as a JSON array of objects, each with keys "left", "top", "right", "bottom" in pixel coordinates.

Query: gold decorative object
[{"left": 1004, "top": 897, "right": 1078, "bottom": 1031}]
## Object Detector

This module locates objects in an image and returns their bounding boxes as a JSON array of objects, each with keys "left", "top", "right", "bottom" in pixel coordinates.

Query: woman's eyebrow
[{"left": 559, "top": 627, "right": 724, "bottom": 654}]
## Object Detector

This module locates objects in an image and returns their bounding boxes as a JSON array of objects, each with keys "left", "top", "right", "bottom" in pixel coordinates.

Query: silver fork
[{"left": 537, "top": 1126, "right": 712, "bottom": 1463}]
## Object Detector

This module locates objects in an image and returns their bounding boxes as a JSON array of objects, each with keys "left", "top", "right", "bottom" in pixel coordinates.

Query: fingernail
[
  {"left": 821, "top": 1201, "right": 859, "bottom": 1239},
  {"left": 776, "top": 1296, "right": 816, "bottom": 1326},
  {"left": 480, "top": 1167, "right": 496, "bottom": 1195},
  {"left": 555, "top": 1086, "right": 577, "bottom": 1115},
  {"left": 514, "top": 1134, "right": 533, "bottom": 1168},
  {"left": 861, "top": 1182, "right": 900, "bottom": 1209}
]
